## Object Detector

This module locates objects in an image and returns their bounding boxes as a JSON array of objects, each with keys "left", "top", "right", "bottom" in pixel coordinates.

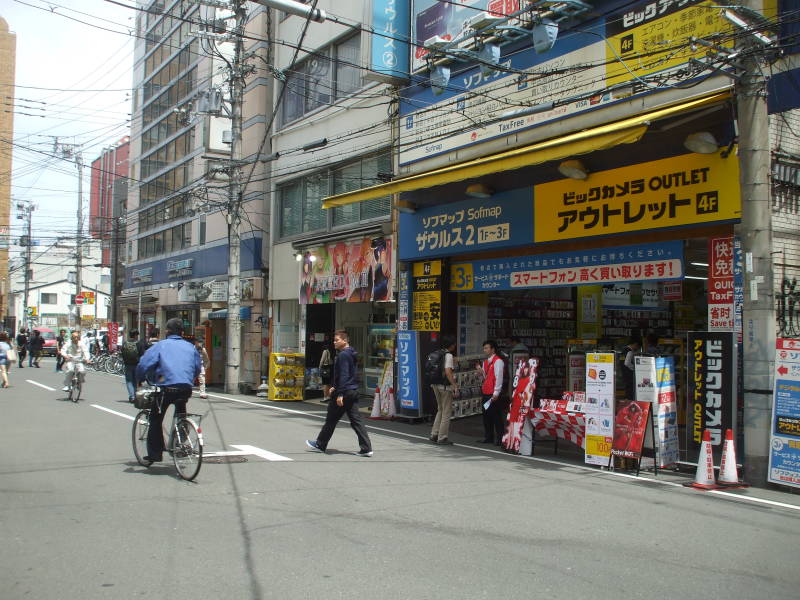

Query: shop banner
[
  {"left": 568, "top": 352, "right": 586, "bottom": 392},
  {"left": 398, "top": 188, "right": 534, "bottom": 260},
  {"left": 504, "top": 357, "right": 539, "bottom": 453},
  {"left": 585, "top": 352, "right": 615, "bottom": 466},
  {"left": 602, "top": 282, "right": 662, "bottom": 308},
  {"left": 662, "top": 281, "right": 683, "bottom": 301},
  {"left": 733, "top": 237, "right": 744, "bottom": 342},
  {"left": 769, "top": 339, "right": 800, "bottom": 488},
  {"left": 450, "top": 241, "right": 682, "bottom": 293},
  {"left": 687, "top": 331, "right": 737, "bottom": 464},
  {"left": 367, "top": 0, "right": 410, "bottom": 82},
  {"left": 412, "top": 260, "right": 442, "bottom": 331},
  {"left": 708, "top": 236, "right": 734, "bottom": 331},
  {"left": 397, "top": 331, "right": 421, "bottom": 411},
  {"left": 577, "top": 285, "right": 602, "bottom": 338},
  {"left": 457, "top": 292, "right": 488, "bottom": 356},
  {"left": 397, "top": 270, "right": 411, "bottom": 331},
  {"left": 107, "top": 322, "right": 119, "bottom": 353},
  {"left": 534, "top": 152, "right": 740, "bottom": 243},
  {"left": 611, "top": 400, "right": 651, "bottom": 460},
  {"left": 299, "top": 236, "right": 393, "bottom": 304},
  {"left": 635, "top": 355, "right": 679, "bottom": 467}
]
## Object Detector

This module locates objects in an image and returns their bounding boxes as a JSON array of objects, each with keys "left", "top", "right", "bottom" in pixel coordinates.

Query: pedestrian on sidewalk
[
  {"left": 16, "top": 328, "right": 27, "bottom": 368},
  {"left": 194, "top": 339, "right": 209, "bottom": 399},
  {"left": 318, "top": 336, "right": 334, "bottom": 402},
  {"left": 55, "top": 329, "right": 67, "bottom": 372},
  {"left": 28, "top": 330, "right": 44, "bottom": 368},
  {"left": 0, "top": 332, "right": 12, "bottom": 388},
  {"left": 477, "top": 339, "right": 506, "bottom": 446},
  {"left": 121, "top": 329, "right": 141, "bottom": 403},
  {"left": 429, "top": 334, "right": 459, "bottom": 445},
  {"left": 306, "top": 329, "right": 373, "bottom": 457}
]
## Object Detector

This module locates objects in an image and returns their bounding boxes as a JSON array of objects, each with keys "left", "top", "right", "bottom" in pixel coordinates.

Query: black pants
[
  {"left": 18, "top": 348, "right": 26, "bottom": 367},
  {"left": 482, "top": 394, "right": 507, "bottom": 443},
  {"left": 147, "top": 387, "right": 191, "bottom": 460},
  {"left": 316, "top": 389, "right": 371, "bottom": 452},
  {"left": 56, "top": 354, "right": 65, "bottom": 371}
]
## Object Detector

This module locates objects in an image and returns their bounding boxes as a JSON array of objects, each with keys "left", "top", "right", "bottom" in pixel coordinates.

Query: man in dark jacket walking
[
  {"left": 28, "top": 330, "right": 44, "bottom": 368},
  {"left": 16, "top": 328, "right": 27, "bottom": 368},
  {"left": 306, "top": 329, "right": 372, "bottom": 456}
]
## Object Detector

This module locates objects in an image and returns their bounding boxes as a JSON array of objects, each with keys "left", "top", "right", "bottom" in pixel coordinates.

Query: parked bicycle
[{"left": 132, "top": 386, "right": 204, "bottom": 481}]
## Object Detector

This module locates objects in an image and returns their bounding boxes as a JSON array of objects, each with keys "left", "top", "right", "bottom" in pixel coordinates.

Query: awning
[
  {"left": 321, "top": 92, "right": 731, "bottom": 209},
  {"left": 208, "top": 306, "right": 252, "bottom": 320}
]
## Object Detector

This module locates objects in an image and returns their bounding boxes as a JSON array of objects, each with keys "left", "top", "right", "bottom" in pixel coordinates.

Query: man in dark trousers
[
  {"left": 306, "top": 329, "right": 373, "bottom": 457},
  {"left": 28, "top": 330, "right": 44, "bottom": 368},
  {"left": 55, "top": 329, "right": 67, "bottom": 372},
  {"left": 135, "top": 318, "right": 201, "bottom": 463},
  {"left": 16, "top": 328, "right": 28, "bottom": 368}
]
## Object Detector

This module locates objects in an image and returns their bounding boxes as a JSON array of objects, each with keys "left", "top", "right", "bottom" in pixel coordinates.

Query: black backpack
[
  {"left": 121, "top": 340, "right": 140, "bottom": 364},
  {"left": 424, "top": 348, "right": 447, "bottom": 384}
]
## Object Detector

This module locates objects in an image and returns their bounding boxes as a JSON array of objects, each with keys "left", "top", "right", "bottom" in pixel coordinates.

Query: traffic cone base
[
  {"left": 684, "top": 429, "right": 721, "bottom": 490},
  {"left": 369, "top": 386, "right": 382, "bottom": 419},
  {"left": 717, "top": 429, "right": 749, "bottom": 488}
]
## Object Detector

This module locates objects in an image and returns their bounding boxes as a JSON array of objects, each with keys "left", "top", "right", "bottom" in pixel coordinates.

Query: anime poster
[
  {"left": 503, "top": 357, "right": 539, "bottom": 453},
  {"left": 299, "top": 236, "right": 393, "bottom": 304}
]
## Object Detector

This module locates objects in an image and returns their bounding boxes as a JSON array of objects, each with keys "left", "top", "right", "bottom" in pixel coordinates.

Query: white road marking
[
  {"left": 91, "top": 404, "right": 135, "bottom": 421},
  {"left": 27, "top": 380, "right": 56, "bottom": 391},
  {"left": 231, "top": 444, "right": 292, "bottom": 461}
]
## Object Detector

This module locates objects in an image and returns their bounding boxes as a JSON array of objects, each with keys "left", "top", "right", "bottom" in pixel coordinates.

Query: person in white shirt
[{"left": 60, "top": 331, "right": 91, "bottom": 391}]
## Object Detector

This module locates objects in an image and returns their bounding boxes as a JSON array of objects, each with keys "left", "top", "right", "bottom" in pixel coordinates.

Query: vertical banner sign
[
  {"left": 368, "top": 0, "right": 410, "bottom": 82},
  {"left": 457, "top": 293, "right": 487, "bottom": 356},
  {"left": 611, "top": 400, "right": 652, "bottom": 460},
  {"left": 688, "top": 331, "right": 736, "bottom": 463},
  {"left": 636, "top": 355, "right": 679, "bottom": 466},
  {"left": 769, "top": 339, "right": 800, "bottom": 488},
  {"left": 396, "top": 331, "right": 421, "bottom": 411},
  {"left": 107, "top": 322, "right": 119, "bottom": 353},
  {"left": 568, "top": 352, "right": 586, "bottom": 392},
  {"left": 733, "top": 237, "right": 744, "bottom": 341},
  {"left": 585, "top": 353, "right": 615, "bottom": 466},
  {"left": 577, "top": 285, "right": 602, "bottom": 338},
  {"left": 412, "top": 260, "right": 442, "bottom": 331},
  {"left": 708, "top": 236, "right": 734, "bottom": 331},
  {"left": 397, "top": 270, "right": 410, "bottom": 331}
]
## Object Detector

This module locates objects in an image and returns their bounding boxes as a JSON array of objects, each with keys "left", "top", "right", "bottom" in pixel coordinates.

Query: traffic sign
[
  {"left": 26, "top": 306, "right": 37, "bottom": 317},
  {"left": 75, "top": 294, "right": 85, "bottom": 305},
  {"left": 81, "top": 291, "right": 95, "bottom": 305}
]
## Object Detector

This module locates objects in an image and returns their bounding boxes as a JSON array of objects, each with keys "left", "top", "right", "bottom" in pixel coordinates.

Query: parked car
[{"left": 33, "top": 327, "right": 58, "bottom": 357}]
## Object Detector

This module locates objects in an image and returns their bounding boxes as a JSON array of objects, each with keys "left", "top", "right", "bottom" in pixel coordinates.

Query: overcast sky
[{"left": 4, "top": 0, "right": 135, "bottom": 253}]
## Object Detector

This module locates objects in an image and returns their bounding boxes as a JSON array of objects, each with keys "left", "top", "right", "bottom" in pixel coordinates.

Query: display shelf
[
  {"left": 365, "top": 325, "right": 395, "bottom": 394},
  {"left": 450, "top": 353, "right": 484, "bottom": 419},
  {"left": 269, "top": 352, "right": 304, "bottom": 401}
]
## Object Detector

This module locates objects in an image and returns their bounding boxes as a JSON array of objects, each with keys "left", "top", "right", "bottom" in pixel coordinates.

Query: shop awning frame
[{"left": 321, "top": 92, "right": 731, "bottom": 209}]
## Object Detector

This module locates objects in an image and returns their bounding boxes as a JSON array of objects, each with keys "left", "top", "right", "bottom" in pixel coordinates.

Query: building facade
[
  {"left": 0, "top": 17, "right": 16, "bottom": 328},
  {"left": 90, "top": 137, "right": 130, "bottom": 267}
]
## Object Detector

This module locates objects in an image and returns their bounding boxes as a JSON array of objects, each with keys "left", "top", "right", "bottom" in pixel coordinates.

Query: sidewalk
[{"left": 209, "top": 387, "right": 800, "bottom": 510}]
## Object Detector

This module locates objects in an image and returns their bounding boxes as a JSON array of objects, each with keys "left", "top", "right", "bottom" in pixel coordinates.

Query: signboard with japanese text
[
  {"left": 398, "top": 188, "right": 534, "bottom": 260},
  {"left": 412, "top": 260, "right": 442, "bottom": 331},
  {"left": 662, "top": 281, "right": 683, "bottom": 301},
  {"left": 577, "top": 285, "right": 602, "bottom": 338},
  {"left": 397, "top": 330, "right": 422, "bottom": 411},
  {"left": 534, "top": 152, "right": 740, "bottom": 243},
  {"left": 687, "top": 331, "right": 736, "bottom": 464},
  {"left": 602, "top": 282, "right": 662, "bottom": 308},
  {"left": 585, "top": 352, "right": 615, "bottom": 466},
  {"left": 708, "top": 236, "right": 734, "bottom": 331},
  {"left": 107, "top": 322, "right": 119, "bottom": 353},
  {"left": 397, "top": 270, "right": 411, "bottom": 331},
  {"left": 299, "top": 236, "right": 393, "bottom": 304},
  {"left": 450, "top": 241, "right": 682, "bottom": 293},
  {"left": 733, "top": 237, "right": 744, "bottom": 341},
  {"left": 367, "top": 0, "right": 410, "bottom": 82},
  {"left": 611, "top": 400, "right": 651, "bottom": 460},
  {"left": 457, "top": 292, "right": 488, "bottom": 356},
  {"left": 635, "top": 355, "right": 679, "bottom": 467},
  {"left": 769, "top": 338, "right": 800, "bottom": 488}
]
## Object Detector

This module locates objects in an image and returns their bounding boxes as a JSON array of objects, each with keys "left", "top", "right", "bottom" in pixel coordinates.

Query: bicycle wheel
[
  {"left": 132, "top": 410, "right": 152, "bottom": 466},
  {"left": 75, "top": 376, "right": 82, "bottom": 402},
  {"left": 172, "top": 418, "right": 202, "bottom": 481},
  {"left": 67, "top": 382, "right": 74, "bottom": 402}
]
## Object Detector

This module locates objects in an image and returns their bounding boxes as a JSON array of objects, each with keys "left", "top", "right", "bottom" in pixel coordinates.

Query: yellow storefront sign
[
  {"left": 534, "top": 151, "right": 740, "bottom": 243},
  {"left": 585, "top": 435, "right": 612, "bottom": 457},
  {"left": 412, "top": 259, "right": 442, "bottom": 331}
]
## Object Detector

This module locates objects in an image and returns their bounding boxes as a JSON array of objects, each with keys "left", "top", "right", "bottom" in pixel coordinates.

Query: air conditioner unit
[
  {"left": 423, "top": 35, "right": 450, "bottom": 49},
  {"left": 467, "top": 12, "right": 505, "bottom": 32}
]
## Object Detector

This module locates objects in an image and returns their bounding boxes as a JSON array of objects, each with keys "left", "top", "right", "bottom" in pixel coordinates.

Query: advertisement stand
[
  {"left": 609, "top": 400, "right": 659, "bottom": 477},
  {"left": 584, "top": 352, "right": 615, "bottom": 467}
]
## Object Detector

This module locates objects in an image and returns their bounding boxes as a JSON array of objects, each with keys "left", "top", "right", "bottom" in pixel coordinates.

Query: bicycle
[
  {"left": 132, "top": 386, "right": 204, "bottom": 481},
  {"left": 64, "top": 359, "right": 89, "bottom": 403}
]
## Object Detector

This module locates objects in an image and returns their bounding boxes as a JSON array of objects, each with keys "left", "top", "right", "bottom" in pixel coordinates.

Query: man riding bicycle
[
  {"left": 60, "top": 331, "right": 91, "bottom": 392},
  {"left": 135, "top": 318, "right": 201, "bottom": 463}
]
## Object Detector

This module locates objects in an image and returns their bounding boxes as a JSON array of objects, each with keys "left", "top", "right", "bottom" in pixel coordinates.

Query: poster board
[
  {"left": 503, "top": 358, "right": 539, "bottom": 454},
  {"left": 768, "top": 338, "right": 800, "bottom": 488},
  {"left": 611, "top": 400, "right": 652, "bottom": 462},
  {"left": 584, "top": 352, "right": 615, "bottom": 466}
]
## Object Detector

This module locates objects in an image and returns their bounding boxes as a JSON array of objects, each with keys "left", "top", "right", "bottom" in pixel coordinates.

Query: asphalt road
[{"left": 1, "top": 358, "right": 799, "bottom": 600}]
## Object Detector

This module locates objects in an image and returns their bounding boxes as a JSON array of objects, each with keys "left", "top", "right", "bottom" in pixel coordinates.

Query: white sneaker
[{"left": 62, "top": 386, "right": 70, "bottom": 391}]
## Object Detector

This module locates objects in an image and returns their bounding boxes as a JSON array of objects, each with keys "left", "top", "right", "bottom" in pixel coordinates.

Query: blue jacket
[
  {"left": 136, "top": 335, "right": 201, "bottom": 387},
  {"left": 333, "top": 346, "right": 359, "bottom": 392}
]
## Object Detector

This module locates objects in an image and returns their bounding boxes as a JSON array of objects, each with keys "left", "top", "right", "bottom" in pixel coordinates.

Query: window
[
  {"left": 137, "top": 223, "right": 191, "bottom": 259},
  {"left": 280, "top": 34, "right": 361, "bottom": 126},
  {"left": 278, "top": 151, "right": 391, "bottom": 238},
  {"left": 41, "top": 293, "right": 57, "bottom": 304}
]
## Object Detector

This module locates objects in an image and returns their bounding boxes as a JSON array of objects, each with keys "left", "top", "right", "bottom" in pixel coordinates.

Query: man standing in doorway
[
  {"left": 429, "top": 335, "right": 459, "bottom": 445},
  {"left": 305, "top": 329, "right": 373, "bottom": 457},
  {"left": 478, "top": 339, "right": 505, "bottom": 446}
]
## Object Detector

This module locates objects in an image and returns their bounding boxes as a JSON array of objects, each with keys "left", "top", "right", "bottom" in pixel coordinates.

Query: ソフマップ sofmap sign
[{"left": 534, "top": 152, "right": 740, "bottom": 243}]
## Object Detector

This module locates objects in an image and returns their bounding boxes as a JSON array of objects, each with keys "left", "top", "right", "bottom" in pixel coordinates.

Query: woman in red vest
[{"left": 477, "top": 340, "right": 505, "bottom": 445}]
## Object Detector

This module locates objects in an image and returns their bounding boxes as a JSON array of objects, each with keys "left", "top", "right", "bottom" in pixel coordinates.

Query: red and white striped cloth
[{"left": 528, "top": 409, "right": 586, "bottom": 449}]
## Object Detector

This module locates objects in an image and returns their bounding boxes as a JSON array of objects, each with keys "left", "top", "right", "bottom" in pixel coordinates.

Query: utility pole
[
  {"left": 735, "top": 0, "right": 775, "bottom": 486},
  {"left": 16, "top": 200, "right": 33, "bottom": 331},
  {"left": 53, "top": 140, "right": 84, "bottom": 333}
]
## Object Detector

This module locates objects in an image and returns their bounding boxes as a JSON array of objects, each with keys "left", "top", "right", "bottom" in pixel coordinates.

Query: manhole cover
[{"left": 204, "top": 456, "right": 249, "bottom": 464}]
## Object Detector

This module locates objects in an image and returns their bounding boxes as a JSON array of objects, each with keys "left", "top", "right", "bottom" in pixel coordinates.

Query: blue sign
[
  {"left": 450, "top": 241, "right": 683, "bottom": 292},
  {"left": 398, "top": 187, "right": 534, "bottom": 260},
  {"left": 769, "top": 339, "right": 800, "bottom": 488},
  {"left": 397, "top": 330, "right": 421, "bottom": 410},
  {"left": 370, "top": 0, "right": 410, "bottom": 81}
]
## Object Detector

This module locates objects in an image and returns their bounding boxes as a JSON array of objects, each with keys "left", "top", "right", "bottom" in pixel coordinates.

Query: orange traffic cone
[
  {"left": 384, "top": 387, "right": 396, "bottom": 419},
  {"left": 369, "top": 386, "right": 381, "bottom": 419},
  {"left": 684, "top": 429, "right": 719, "bottom": 490},
  {"left": 718, "top": 429, "right": 748, "bottom": 487}
]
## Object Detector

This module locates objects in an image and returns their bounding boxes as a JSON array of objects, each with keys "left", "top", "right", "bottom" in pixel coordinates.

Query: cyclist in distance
[
  {"left": 60, "top": 331, "right": 91, "bottom": 392},
  {"left": 135, "top": 318, "right": 201, "bottom": 463}
]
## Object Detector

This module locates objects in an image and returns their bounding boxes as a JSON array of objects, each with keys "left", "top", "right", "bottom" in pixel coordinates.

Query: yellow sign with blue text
[{"left": 534, "top": 151, "right": 740, "bottom": 243}]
